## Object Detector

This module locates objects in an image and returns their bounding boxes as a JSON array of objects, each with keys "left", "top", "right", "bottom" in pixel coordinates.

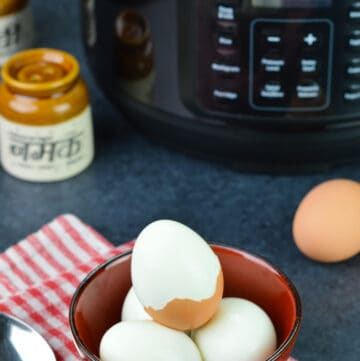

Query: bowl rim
[{"left": 69, "top": 243, "right": 302, "bottom": 361}]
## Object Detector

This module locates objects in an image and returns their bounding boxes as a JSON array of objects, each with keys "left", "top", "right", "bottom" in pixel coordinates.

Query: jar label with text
[
  {"left": 0, "top": 4, "right": 34, "bottom": 65},
  {"left": 0, "top": 107, "right": 95, "bottom": 182}
]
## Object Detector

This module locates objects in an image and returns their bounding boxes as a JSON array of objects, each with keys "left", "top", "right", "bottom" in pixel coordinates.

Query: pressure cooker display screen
[{"left": 252, "top": 0, "right": 331, "bottom": 7}]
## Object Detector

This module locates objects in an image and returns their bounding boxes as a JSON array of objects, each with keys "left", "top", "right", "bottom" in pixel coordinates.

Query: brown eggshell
[
  {"left": 145, "top": 270, "right": 224, "bottom": 331},
  {"left": 293, "top": 179, "right": 360, "bottom": 263}
]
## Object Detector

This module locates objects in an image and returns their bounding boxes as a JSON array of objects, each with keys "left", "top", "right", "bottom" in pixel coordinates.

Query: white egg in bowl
[{"left": 70, "top": 232, "right": 301, "bottom": 361}]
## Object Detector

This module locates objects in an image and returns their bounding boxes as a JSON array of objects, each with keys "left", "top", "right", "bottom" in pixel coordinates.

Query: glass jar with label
[
  {"left": 0, "top": 0, "right": 34, "bottom": 66},
  {"left": 0, "top": 48, "right": 95, "bottom": 182}
]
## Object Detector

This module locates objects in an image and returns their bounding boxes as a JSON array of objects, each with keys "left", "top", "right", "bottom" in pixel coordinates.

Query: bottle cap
[
  {"left": 1, "top": 48, "right": 80, "bottom": 97},
  {"left": 0, "top": 0, "right": 27, "bottom": 16}
]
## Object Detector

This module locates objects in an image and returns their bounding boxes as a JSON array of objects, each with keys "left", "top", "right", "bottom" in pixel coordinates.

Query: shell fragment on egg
[{"left": 131, "top": 220, "right": 224, "bottom": 330}]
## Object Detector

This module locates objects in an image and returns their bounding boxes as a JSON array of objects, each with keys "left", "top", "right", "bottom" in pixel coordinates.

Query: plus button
[{"left": 304, "top": 33, "right": 318, "bottom": 46}]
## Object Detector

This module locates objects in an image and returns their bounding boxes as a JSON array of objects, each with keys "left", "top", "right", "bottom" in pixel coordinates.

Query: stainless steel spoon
[{"left": 0, "top": 312, "right": 56, "bottom": 361}]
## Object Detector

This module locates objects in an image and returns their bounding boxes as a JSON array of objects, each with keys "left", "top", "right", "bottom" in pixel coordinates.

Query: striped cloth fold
[
  {"left": 0, "top": 214, "right": 132, "bottom": 361},
  {"left": 0, "top": 214, "right": 297, "bottom": 361}
]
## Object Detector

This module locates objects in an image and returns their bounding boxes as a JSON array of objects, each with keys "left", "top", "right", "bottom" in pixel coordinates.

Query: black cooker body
[{"left": 81, "top": 0, "right": 360, "bottom": 171}]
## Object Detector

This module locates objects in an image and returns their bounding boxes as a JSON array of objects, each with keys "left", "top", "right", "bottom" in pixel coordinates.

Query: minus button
[
  {"left": 267, "top": 35, "right": 281, "bottom": 43},
  {"left": 262, "top": 29, "right": 283, "bottom": 47}
]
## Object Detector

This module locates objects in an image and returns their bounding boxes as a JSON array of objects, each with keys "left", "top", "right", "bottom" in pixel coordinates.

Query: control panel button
[
  {"left": 344, "top": 83, "right": 360, "bottom": 103},
  {"left": 296, "top": 80, "right": 322, "bottom": 100},
  {"left": 261, "top": 28, "right": 283, "bottom": 47},
  {"left": 300, "top": 58, "right": 320, "bottom": 74},
  {"left": 211, "top": 62, "right": 241, "bottom": 77},
  {"left": 348, "top": 2, "right": 360, "bottom": 22},
  {"left": 217, "top": 34, "right": 235, "bottom": 47},
  {"left": 303, "top": 32, "right": 320, "bottom": 48},
  {"left": 260, "top": 54, "right": 286, "bottom": 73},
  {"left": 215, "top": 22, "right": 238, "bottom": 52},
  {"left": 215, "top": 27, "right": 238, "bottom": 55},
  {"left": 216, "top": 4, "right": 236, "bottom": 21},
  {"left": 213, "top": 89, "right": 239, "bottom": 102},
  {"left": 346, "top": 58, "right": 360, "bottom": 77},
  {"left": 348, "top": 30, "right": 360, "bottom": 51},
  {"left": 260, "top": 81, "right": 285, "bottom": 100}
]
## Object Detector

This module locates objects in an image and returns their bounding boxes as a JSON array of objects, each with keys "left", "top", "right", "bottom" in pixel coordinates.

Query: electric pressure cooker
[{"left": 81, "top": 0, "right": 360, "bottom": 171}]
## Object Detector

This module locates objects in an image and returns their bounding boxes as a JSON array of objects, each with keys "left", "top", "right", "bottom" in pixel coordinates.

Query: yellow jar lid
[
  {"left": 0, "top": 0, "right": 27, "bottom": 16},
  {"left": 1, "top": 48, "right": 80, "bottom": 97}
]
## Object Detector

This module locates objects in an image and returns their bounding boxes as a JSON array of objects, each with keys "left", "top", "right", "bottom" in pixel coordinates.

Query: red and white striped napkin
[
  {"left": 0, "top": 214, "right": 132, "bottom": 361},
  {"left": 0, "top": 214, "right": 297, "bottom": 361}
]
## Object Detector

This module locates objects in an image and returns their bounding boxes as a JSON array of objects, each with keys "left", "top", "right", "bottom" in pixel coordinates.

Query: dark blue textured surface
[{"left": 0, "top": 1, "right": 359, "bottom": 360}]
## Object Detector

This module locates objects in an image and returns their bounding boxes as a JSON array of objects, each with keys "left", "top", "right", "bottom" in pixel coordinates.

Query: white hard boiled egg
[
  {"left": 192, "top": 298, "right": 277, "bottom": 361},
  {"left": 131, "top": 220, "right": 223, "bottom": 331},
  {"left": 100, "top": 320, "right": 202, "bottom": 361},
  {"left": 121, "top": 287, "right": 152, "bottom": 321}
]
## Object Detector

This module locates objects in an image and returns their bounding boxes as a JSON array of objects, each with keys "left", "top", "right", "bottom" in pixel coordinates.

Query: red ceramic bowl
[{"left": 69, "top": 244, "right": 302, "bottom": 361}]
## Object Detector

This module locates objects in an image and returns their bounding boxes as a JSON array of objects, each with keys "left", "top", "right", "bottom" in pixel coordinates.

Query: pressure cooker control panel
[
  {"left": 181, "top": 0, "right": 360, "bottom": 123},
  {"left": 249, "top": 19, "right": 333, "bottom": 112}
]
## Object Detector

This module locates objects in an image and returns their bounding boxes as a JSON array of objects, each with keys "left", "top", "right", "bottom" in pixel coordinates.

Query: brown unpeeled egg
[{"left": 293, "top": 179, "right": 360, "bottom": 263}]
